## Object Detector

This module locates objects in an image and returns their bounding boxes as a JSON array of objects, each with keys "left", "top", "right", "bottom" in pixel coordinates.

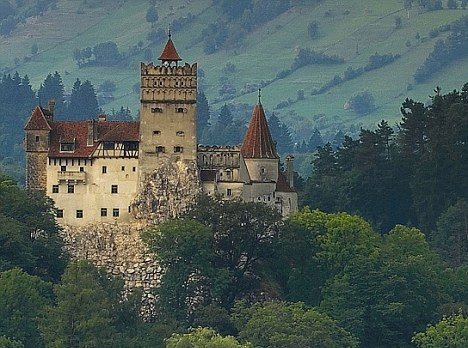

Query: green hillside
[{"left": 1, "top": 0, "right": 467, "bottom": 140}]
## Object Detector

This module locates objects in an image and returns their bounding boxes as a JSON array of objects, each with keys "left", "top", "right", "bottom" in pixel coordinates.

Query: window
[
  {"left": 151, "top": 107, "right": 163, "bottom": 113},
  {"left": 102, "top": 166, "right": 107, "bottom": 174},
  {"left": 56, "top": 209, "right": 63, "bottom": 218},
  {"left": 60, "top": 143, "right": 74, "bottom": 152},
  {"left": 153, "top": 130, "right": 161, "bottom": 135},
  {"left": 176, "top": 131, "right": 185, "bottom": 136},
  {"left": 176, "top": 107, "right": 184, "bottom": 113},
  {"left": 76, "top": 210, "right": 83, "bottom": 218},
  {"left": 111, "top": 185, "right": 118, "bottom": 194},
  {"left": 35, "top": 135, "right": 40, "bottom": 142},
  {"left": 121, "top": 166, "right": 125, "bottom": 171},
  {"left": 68, "top": 184, "right": 74, "bottom": 194},
  {"left": 132, "top": 167, "right": 136, "bottom": 172},
  {"left": 103, "top": 142, "right": 114, "bottom": 150},
  {"left": 112, "top": 208, "right": 119, "bottom": 217},
  {"left": 101, "top": 208, "right": 107, "bottom": 217},
  {"left": 227, "top": 188, "right": 232, "bottom": 196},
  {"left": 156, "top": 146, "right": 165, "bottom": 153},
  {"left": 61, "top": 166, "right": 66, "bottom": 172},
  {"left": 79, "top": 167, "right": 84, "bottom": 172},
  {"left": 174, "top": 146, "right": 183, "bottom": 153},
  {"left": 52, "top": 185, "right": 59, "bottom": 193}
]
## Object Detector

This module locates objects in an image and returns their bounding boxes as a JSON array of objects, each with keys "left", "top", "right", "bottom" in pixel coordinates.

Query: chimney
[
  {"left": 98, "top": 113, "right": 106, "bottom": 122},
  {"left": 87, "top": 120, "right": 97, "bottom": 146},
  {"left": 285, "top": 154, "right": 294, "bottom": 188},
  {"left": 47, "top": 99, "right": 55, "bottom": 120}
]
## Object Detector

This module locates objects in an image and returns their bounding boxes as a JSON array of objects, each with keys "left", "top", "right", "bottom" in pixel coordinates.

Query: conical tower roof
[
  {"left": 158, "top": 33, "right": 182, "bottom": 62},
  {"left": 241, "top": 98, "right": 278, "bottom": 159},
  {"left": 24, "top": 106, "right": 52, "bottom": 131}
]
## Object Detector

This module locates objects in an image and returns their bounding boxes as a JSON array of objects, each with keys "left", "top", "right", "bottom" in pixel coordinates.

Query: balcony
[{"left": 57, "top": 171, "right": 86, "bottom": 183}]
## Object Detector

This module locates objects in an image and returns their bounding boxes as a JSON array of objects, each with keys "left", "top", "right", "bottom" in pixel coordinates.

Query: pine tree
[
  {"left": 38, "top": 72, "right": 66, "bottom": 117},
  {"left": 67, "top": 79, "right": 99, "bottom": 120},
  {"left": 197, "top": 91, "right": 210, "bottom": 139},
  {"left": 308, "top": 128, "right": 324, "bottom": 152}
]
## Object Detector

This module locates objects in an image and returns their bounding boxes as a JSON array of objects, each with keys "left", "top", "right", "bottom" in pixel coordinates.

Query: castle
[{"left": 24, "top": 35, "right": 297, "bottom": 226}]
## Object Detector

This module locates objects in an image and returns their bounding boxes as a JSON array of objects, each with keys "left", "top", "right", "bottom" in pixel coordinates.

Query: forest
[{"left": 0, "top": 84, "right": 467, "bottom": 347}]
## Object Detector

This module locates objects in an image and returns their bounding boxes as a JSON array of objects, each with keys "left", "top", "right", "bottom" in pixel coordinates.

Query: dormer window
[{"left": 60, "top": 142, "right": 75, "bottom": 152}]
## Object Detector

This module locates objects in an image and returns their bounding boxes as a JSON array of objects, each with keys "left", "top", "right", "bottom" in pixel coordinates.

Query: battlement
[
  {"left": 141, "top": 62, "right": 197, "bottom": 76},
  {"left": 197, "top": 145, "right": 241, "bottom": 152}
]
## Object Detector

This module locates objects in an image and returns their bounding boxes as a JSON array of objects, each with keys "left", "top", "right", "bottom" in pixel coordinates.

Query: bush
[{"left": 348, "top": 91, "right": 376, "bottom": 115}]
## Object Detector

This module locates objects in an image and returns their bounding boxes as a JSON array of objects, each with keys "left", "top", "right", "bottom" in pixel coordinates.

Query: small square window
[
  {"left": 101, "top": 208, "right": 107, "bottom": 217},
  {"left": 102, "top": 166, "right": 107, "bottom": 174},
  {"left": 132, "top": 167, "right": 136, "bottom": 172},
  {"left": 153, "top": 130, "right": 161, "bottom": 135},
  {"left": 61, "top": 166, "right": 66, "bottom": 172},
  {"left": 121, "top": 166, "right": 125, "bottom": 171},
  {"left": 156, "top": 146, "right": 165, "bottom": 153},
  {"left": 111, "top": 185, "right": 118, "bottom": 194},
  {"left": 52, "top": 185, "right": 59, "bottom": 193},
  {"left": 174, "top": 146, "right": 183, "bottom": 153},
  {"left": 176, "top": 107, "right": 184, "bottom": 113},
  {"left": 79, "top": 167, "right": 84, "bottom": 172},
  {"left": 151, "top": 107, "right": 163, "bottom": 113},
  {"left": 112, "top": 208, "right": 119, "bottom": 217},
  {"left": 76, "top": 210, "right": 83, "bottom": 218},
  {"left": 68, "top": 184, "right": 75, "bottom": 194},
  {"left": 56, "top": 209, "right": 63, "bottom": 218},
  {"left": 227, "top": 188, "right": 232, "bottom": 196},
  {"left": 35, "top": 135, "right": 40, "bottom": 142}
]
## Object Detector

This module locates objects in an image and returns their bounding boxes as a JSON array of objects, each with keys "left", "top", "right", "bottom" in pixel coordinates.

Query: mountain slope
[{"left": 0, "top": 0, "right": 466, "bottom": 140}]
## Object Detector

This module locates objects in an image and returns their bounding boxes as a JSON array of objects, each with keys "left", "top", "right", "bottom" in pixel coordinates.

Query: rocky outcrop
[{"left": 132, "top": 158, "right": 200, "bottom": 225}]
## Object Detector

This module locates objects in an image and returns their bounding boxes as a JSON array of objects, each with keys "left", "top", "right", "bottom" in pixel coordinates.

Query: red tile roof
[
  {"left": 241, "top": 103, "right": 278, "bottom": 159},
  {"left": 158, "top": 37, "right": 182, "bottom": 61},
  {"left": 24, "top": 106, "right": 52, "bottom": 131},
  {"left": 48, "top": 120, "right": 139, "bottom": 158},
  {"left": 276, "top": 172, "right": 295, "bottom": 192}
]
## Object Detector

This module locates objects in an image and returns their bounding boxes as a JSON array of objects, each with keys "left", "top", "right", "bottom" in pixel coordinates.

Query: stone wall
[
  {"left": 60, "top": 223, "right": 161, "bottom": 318},
  {"left": 26, "top": 152, "right": 48, "bottom": 190}
]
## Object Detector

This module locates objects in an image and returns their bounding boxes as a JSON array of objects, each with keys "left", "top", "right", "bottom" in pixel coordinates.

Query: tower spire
[
  {"left": 158, "top": 29, "right": 182, "bottom": 64},
  {"left": 258, "top": 88, "right": 261, "bottom": 104}
]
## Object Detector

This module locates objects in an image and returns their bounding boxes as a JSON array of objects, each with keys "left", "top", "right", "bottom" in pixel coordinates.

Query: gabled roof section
[
  {"left": 241, "top": 103, "right": 278, "bottom": 159},
  {"left": 276, "top": 172, "right": 295, "bottom": 193},
  {"left": 24, "top": 106, "right": 52, "bottom": 131},
  {"left": 158, "top": 35, "right": 182, "bottom": 62},
  {"left": 48, "top": 121, "right": 139, "bottom": 158}
]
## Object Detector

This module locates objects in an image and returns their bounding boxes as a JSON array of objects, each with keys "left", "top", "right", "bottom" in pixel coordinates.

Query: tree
[
  {"left": 145, "top": 6, "right": 158, "bottom": 27},
  {"left": 447, "top": 0, "right": 458, "bottom": 9},
  {"left": 142, "top": 219, "right": 214, "bottom": 320},
  {"left": 0, "top": 173, "right": 66, "bottom": 281},
  {"left": 348, "top": 91, "right": 376, "bottom": 115},
  {"left": 395, "top": 16, "right": 402, "bottom": 29},
  {"left": 320, "top": 225, "right": 447, "bottom": 347},
  {"left": 308, "top": 128, "right": 324, "bottom": 152},
  {"left": 0, "top": 269, "right": 53, "bottom": 348},
  {"left": 166, "top": 327, "right": 251, "bottom": 348},
  {"left": 39, "top": 261, "right": 145, "bottom": 348},
  {"left": 432, "top": 200, "right": 468, "bottom": 267},
  {"left": 67, "top": 79, "right": 100, "bottom": 120},
  {"left": 412, "top": 313, "right": 468, "bottom": 347},
  {"left": 268, "top": 113, "right": 293, "bottom": 154},
  {"left": 307, "top": 20, "right": 319, "bottom": 39},
  {"left": 218, "top": 104, "right": 233, "bottom": 127},
  {"left": 37, "top": 71, "right": 66, "bottom": 117},
  {"left": 0, "top": 336, "right": 24, "bottom": 348},
  {"left": 234, "top": 301, "right": 358, "bottom": 347}
]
